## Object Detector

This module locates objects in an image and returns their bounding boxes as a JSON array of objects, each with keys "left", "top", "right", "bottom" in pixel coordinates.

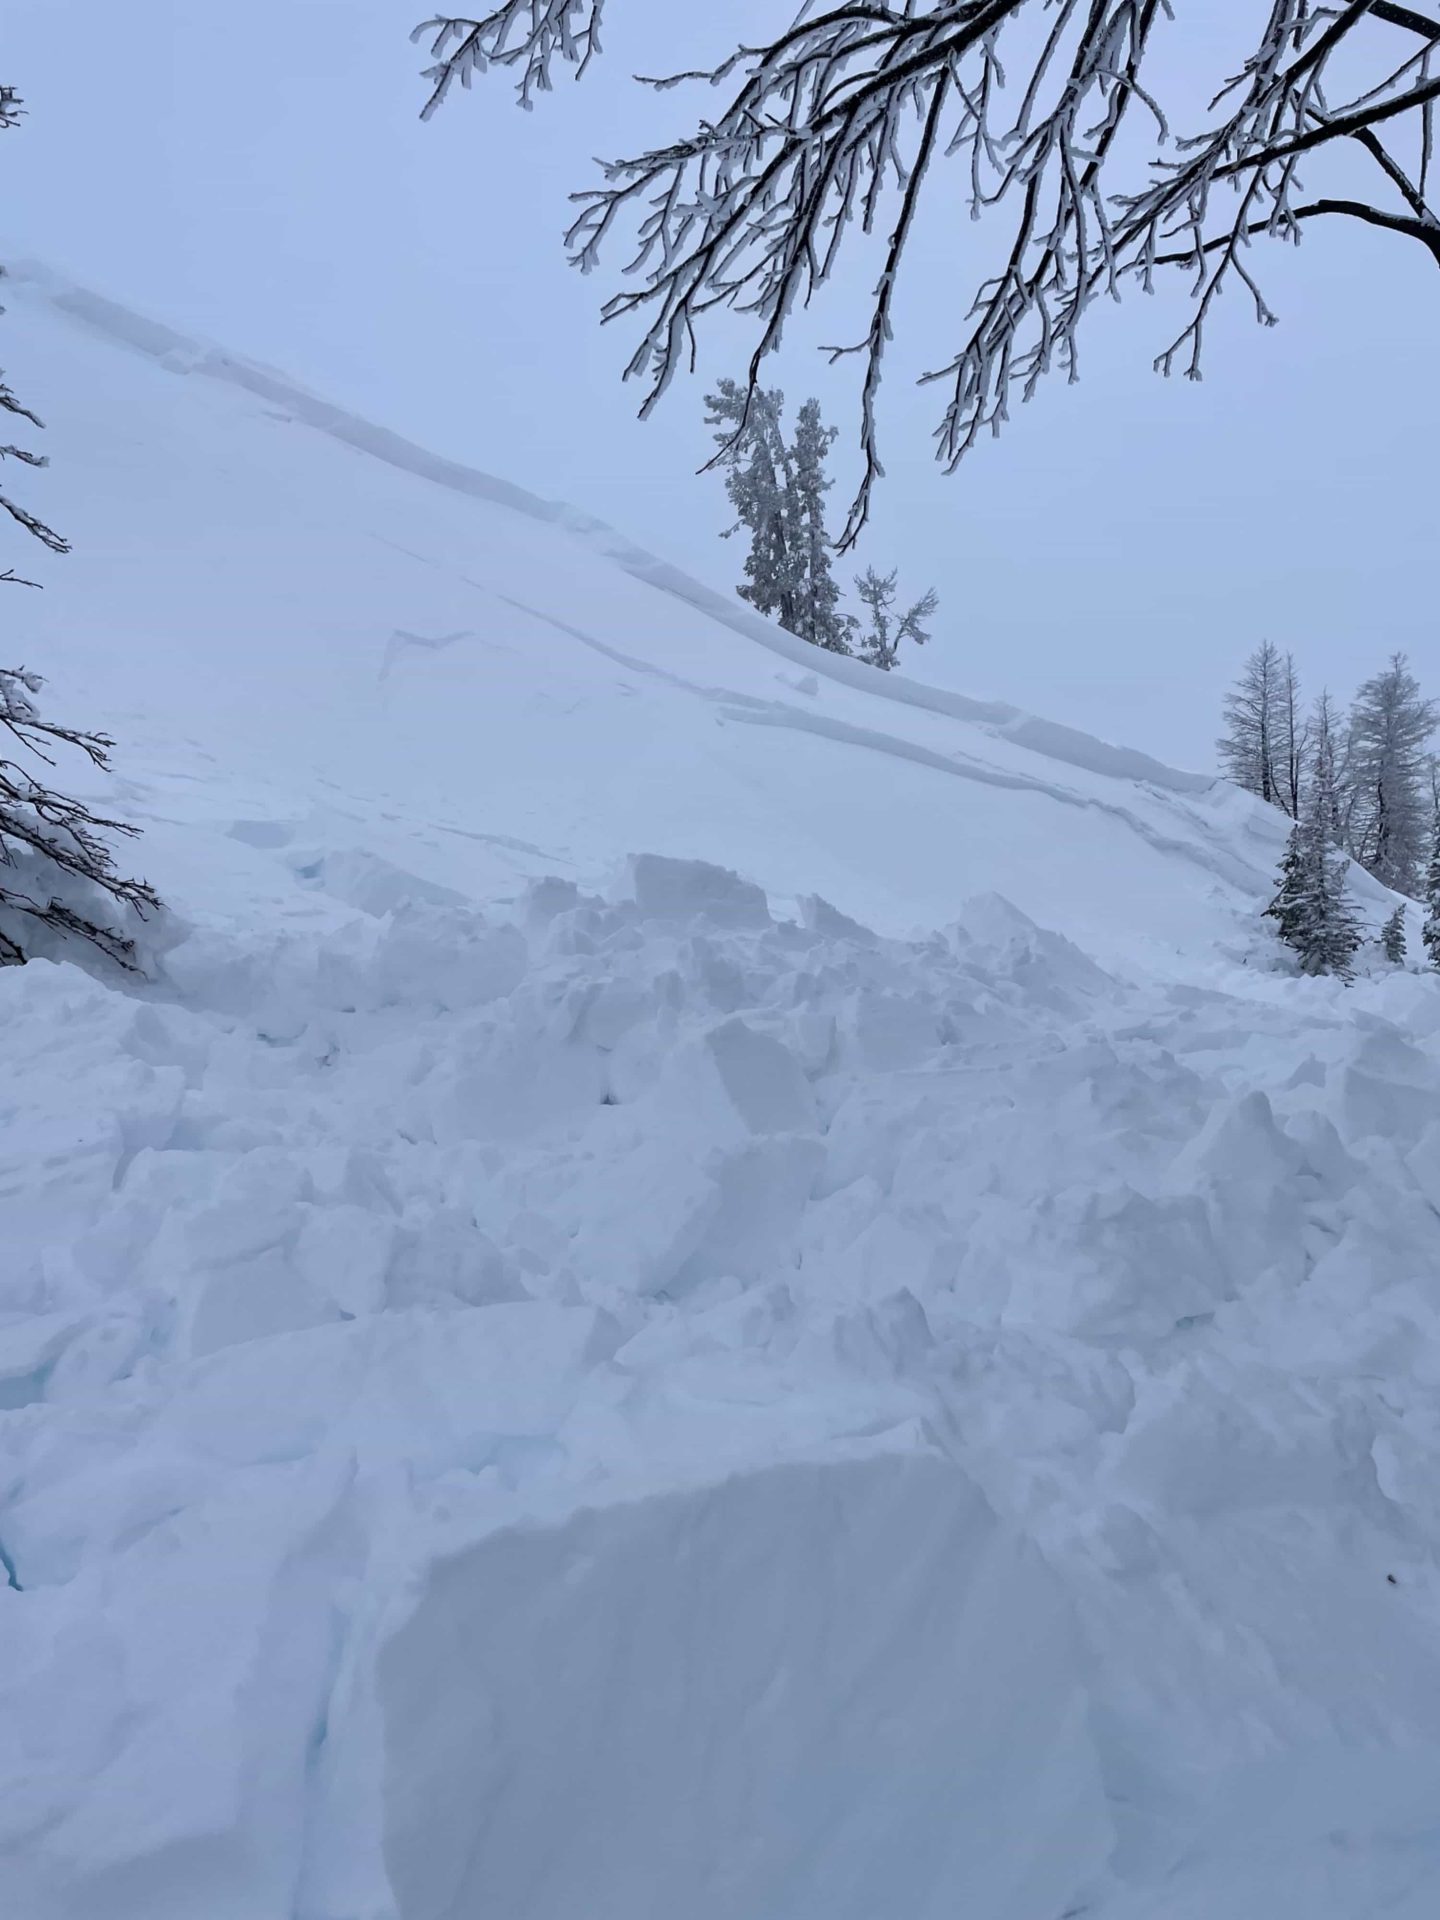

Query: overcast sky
[{"left": 5, "top": 1, "right": 1436, "bottom": 770}]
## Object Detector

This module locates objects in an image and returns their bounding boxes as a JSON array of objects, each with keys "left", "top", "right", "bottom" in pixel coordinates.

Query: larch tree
[
  {"left": 1278, "top": 653, "right": 1306, "bottom": 820},
  {"left": 1345, "top": 651, "right": 1436, "bottom": 894},
  {"left": 1311, "top": 689, "right": 1349, "bottom": 848},
  {"left": 1219, "top": 643, "right": 1286, "bottom": 808},
  {"left": 853, "top": 568, "right": 939, "bottom": 673},
  {"left": 411, "top": 3, "right": 1440, "bottom": 543},
  {"left": 1, "top": 86, "right": 158, "bottom": 968}
]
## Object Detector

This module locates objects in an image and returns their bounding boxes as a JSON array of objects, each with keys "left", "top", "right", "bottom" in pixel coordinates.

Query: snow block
[
  {"left": 690, "top": 1018, "right": 819, "bottom": 1139},
  {"left": 1334, "top": 1028, "right": 1440, "bottom": 1148},
  {"left": 378, "top": 1452, "right": 1109, "bottom": 1920},
  {"left": 949, "top": 893, "right": 1113, "bottom": 1010},
  {"left": 797, "top": 893, "right": 880, "bottom": 946},
  {"left": 623, "top": 854, "right": 772, "bottom": 930}
]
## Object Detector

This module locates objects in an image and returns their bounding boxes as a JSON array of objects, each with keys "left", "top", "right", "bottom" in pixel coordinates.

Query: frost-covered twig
[
  {"left": 412, "top": 2, "right": 605, "bottom": 116},
  {"left": 0, "top": 86, "right": 158, "bottom": 967},
  {"left": 418, "top": 3, "right": 1440, "bottom": 542}
]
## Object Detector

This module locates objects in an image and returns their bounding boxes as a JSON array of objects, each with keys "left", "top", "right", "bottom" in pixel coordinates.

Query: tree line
[{"left": 1220, "top": 643, "right": 1440, "bottom": 978}]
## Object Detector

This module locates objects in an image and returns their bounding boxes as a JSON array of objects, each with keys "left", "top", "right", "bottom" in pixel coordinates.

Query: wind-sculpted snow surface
[{"left": 3, "top": 273, "right": 1440, "bottom": 1916}]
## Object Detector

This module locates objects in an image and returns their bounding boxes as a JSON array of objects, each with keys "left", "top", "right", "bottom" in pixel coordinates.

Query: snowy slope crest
[{"left": 3, "top": 272, "right": 1440, "bottom": 1919}]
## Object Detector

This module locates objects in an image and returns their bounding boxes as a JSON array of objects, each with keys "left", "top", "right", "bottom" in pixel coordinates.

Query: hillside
[{"left": 3, "top": 267, "right": 1440, "bottom": 1920}]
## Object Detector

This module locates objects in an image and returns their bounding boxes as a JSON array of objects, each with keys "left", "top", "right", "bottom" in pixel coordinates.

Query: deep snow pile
[{"left": 3, "top": 269, "right": 1440, "bottom": 1919}]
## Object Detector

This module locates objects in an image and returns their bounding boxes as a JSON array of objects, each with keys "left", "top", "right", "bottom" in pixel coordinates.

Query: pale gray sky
[{"left": 5, "top": 1, "right": 1436, "bottom": 769}]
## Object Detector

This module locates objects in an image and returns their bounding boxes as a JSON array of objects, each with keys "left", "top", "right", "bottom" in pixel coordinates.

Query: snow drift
[{"left": 2, "top": 267, "right": 1440, "bottom": 1920}]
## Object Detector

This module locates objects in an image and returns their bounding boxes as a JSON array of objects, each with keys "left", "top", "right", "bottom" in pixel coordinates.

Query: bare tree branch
[
  {"left": 1373, "top": 2, "right": 1440, "bottom": 38},
  {"left": 416, "top": 3, "right": 1440, "bottom": 542},
  {"left": 1, "top": 85, "right": 160, "bottom": 968},
  {"left": 1155, "top": 195, "right": 1440, "bottom": 265},
  {"left": 0, "top": 668, "right": 160, "bottom": 969},
  {"left": 412, "top": 3, "right": 605, "bottom": 116}
]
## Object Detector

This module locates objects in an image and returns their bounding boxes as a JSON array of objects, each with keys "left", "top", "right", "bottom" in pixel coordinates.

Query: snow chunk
[
  {"left": 798, "top": 893, "right": 880, "bottom": 946},
  {"left": 378, "top": 1452, "right": 1109, "bottom": 1920},
  {"left": 372, "top": 907, "right": 527, "bottom": 1012},
  {"left": 622, "top": 854, "right": 772, "bottom": 930},
  {"left": 666, "top": 1018, "right": 818, "bottom": 1141},
  {"left": 949, "top": 893, "right": 1114, "bottom": 1010},
  {"left": 183, "top": 1250, "right": 340, "bottom": 1358}
]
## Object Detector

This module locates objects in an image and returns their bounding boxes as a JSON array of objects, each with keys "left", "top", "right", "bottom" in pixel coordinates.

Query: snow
[{"left": 3, "top": 266, "right": 1440, "bottom": 1918}]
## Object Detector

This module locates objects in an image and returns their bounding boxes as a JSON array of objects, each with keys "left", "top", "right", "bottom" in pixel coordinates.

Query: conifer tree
[
  {"left": 1218, "top": 642, "right": 1284, "bottom": 808},
  {"left": 788, "top": 399, "right": 852, "bottom": 655},
  {"left": 1346, "top": 652, "right": 1437, "bottom": 895},
  {"left": 1310, "top": 691, "right": 1347, "bottom": 850},
  {"left": 1381, "top": 905, "right": 1408, "bottom": 965},
  {"left": 852, "top": 567, "right": 938, "bottom": 673},
  {"left": 705, "top": 379, "right": 801, "bottom": 633},
  {"left": 1278, "top": 653, "right": 1305, "bottom": 820},
  {"left": 1264, "top": 826, "right": 1308, "bottom": 951},
  {"left": 708, "top": 381, "right": 930, "bottom": 663},
  {"left": 1268, "top": 716, "right": 1362, "bottom": 980},
  {"left": 1422, "top": 798, "right": 1440, "bottom": 972},
  {"left": 1303, "top": 706, "right": 1363, "bottom": 977},
  {"left": 1301, "top": 840, "right": 1363, "bottom": 980}
]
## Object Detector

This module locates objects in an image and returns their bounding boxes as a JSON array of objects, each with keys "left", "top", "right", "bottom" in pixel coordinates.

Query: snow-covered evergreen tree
[
  {"left": 788, "top": 399, "right": 852, "bottom": 655},
  {"left": 1381, "top": 905, "right": 1407, "bottom": 965},
  {"left": 1218, "top": 642, "right": 1285, "bottom": 809},
  {"left": 708, "top": 381, "right": 931, "bottom": 663},
  {"left": 1264, "top": 826, "right": 1308, "bottom": 950},
  {"left": 852, "top": 567, "right": 938, "bottom": 673},
  {"left": 705, "top": 379, "right": 801, "bottom": 634},
  {"left": 1422, "top": 799, "right": 1440, "bottom": 972},
  {"left": 1268, "top": 718, "right": 1362, "bottom": 979},
  {"left": 1302, "top": 842, "right": 1363, "bottom": 979},
  {"left": 706, "top": 381, "right": 853, "bottom": 652},
  {"left": 1345, "top": 652, "right": 1436, "bottom": 895}
]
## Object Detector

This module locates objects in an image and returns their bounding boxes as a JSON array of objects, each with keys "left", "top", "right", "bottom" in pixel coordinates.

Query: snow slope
[{"left": 3, "top": 266, "right": 1440, "bottom": 1920}]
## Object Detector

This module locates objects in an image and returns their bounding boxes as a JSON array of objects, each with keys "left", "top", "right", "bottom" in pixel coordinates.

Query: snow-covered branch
[
  {"left": 412, "top": 2, "right": 605, "bottom": 116},
  {"left": 0, "top": 668, "right": 160, "bottom": 968},
  {"left": 416, "top": 2, "right": 1440, "bottom": 542}
]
